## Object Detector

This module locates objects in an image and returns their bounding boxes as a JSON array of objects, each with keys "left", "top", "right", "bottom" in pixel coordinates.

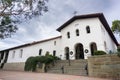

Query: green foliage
[
  {"left": 111, "top": 20, "right": 120, "bottom": 34},
  {"left": 0, "top": 16, "right": 18, "bottom": 39},
  {"left": 116, "top": 46, "right": 120, "bottom": 57},
  {"left": 53, "top": 56, "right": 61, "bottom": 60},
  {"left": 117, "top": 52, "right": 120, "bottom": 57},
  {"left": 45, "top": 51, "right": 50, "bottom": 56},
  {"left": 24, "top": 54, "right": 60, "bottom": 71},
  {"left": 24, "top": 57, "right": 38, "bottom": 71},
  {"left": 94, "top": 50, "right": 107, "bottom": 55},
  {"left": 115, "top": 52, "right": 120, "bottom": 57},
  {"left": 117, "top": 46, "right": 120, "bottom": 52},
  {"left": 0, "top": 0, "right": 48, "bottom": 39},
  {"left": 4, "top": 0, "right": 12, "bottom": 6}
]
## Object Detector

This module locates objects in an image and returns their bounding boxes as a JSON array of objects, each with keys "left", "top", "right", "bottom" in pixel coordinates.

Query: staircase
[{"left": 47, "top": 60, "right": 88, "bottom": 76}]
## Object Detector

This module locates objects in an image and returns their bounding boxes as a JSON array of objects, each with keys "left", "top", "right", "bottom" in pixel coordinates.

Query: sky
[{"left": 0, "top": 0, "right": 120, "bottom": 50}]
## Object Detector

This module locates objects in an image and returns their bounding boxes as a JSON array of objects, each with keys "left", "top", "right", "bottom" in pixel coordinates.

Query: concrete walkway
[{"left": 0, "top": 70, "right": 110, "bottom": 80}]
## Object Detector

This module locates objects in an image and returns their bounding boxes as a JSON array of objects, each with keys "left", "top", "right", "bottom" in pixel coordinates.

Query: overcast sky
[{"left": 0, "top": 0, "right": 120, "bottom": 50}]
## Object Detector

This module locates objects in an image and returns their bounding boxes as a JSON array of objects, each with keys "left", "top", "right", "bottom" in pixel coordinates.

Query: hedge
[
  {"left": 94, "top": 50, "right": 107, "bottom": 55},
  {"left": 24, "top": 54, "right": 60, "bottom": 71}
]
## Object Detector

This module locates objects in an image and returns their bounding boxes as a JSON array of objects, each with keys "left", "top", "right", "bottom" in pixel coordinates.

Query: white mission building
[{"left": 0, "top": 13, "right": 119, "bottom": 70}]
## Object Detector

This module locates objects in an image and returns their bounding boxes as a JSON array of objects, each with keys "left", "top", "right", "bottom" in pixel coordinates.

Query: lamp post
[{"left": 68, "top": 57, "right": 71, "bottom": 66}]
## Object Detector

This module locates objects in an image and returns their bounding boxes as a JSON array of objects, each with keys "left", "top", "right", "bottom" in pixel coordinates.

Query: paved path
[{"left": 0, "top": 70, "right": 110, "bottom": 80}]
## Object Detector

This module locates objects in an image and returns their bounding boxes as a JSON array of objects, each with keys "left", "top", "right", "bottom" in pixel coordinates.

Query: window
[
  {"left": 67, "top": 32, "right": 70, "bottom": 38},
  {"left": 53, "top": 50, "right": 56, "bottom": 56},
  {"left": 104, "top": 41, "right": 107, "bottom": 50},
  {"left": 39, "top": 49, "right": 42, "bottom": 55},
  {"left": 76, "top": 29, "right": 79, "bottom": 36},
  {"left": 65, "top": 47, "right": 70, "bottom": 60},
  {"left": 19, "top": 49, "right": 23, "bottom": 58},
  {"left": 12, "top": 51, "right": 15, "bottom": 58},
  {"left": 54, "top": 41, "right": 56, "bottom": 46},
  {"left": 86, "top": 26, "right": 90, "bottom": 33}
]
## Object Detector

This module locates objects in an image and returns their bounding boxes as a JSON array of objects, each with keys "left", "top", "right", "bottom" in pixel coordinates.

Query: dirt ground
[{"left": 0, "top": 70, "right": 111, "bottom": 80}]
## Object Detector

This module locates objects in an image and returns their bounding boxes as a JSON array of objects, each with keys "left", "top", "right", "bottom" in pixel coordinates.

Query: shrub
[
  {"left": 45, "top": 55, "right": 54, "bottom": 64},
  {"left": 94, "top": 50, "right": 107, "bottom": 55},
  {"left": 45, "top": 51, "right": 50, "bottom": 56},
  {"left": 53, "top": 56, "right": 60, "bottom": 60},
  {"left": 118, "top": 52, "right": 120, "bottom": 57},
  {"left": 24, "top": 56, "right": 37, "bottom": 71},
  {"left": 24, "top": 54, "right": 60, "bottom": 71},
  {"left": 115, "top": 46, "right": 120, "bottom": 57},
  {"left": 115, "top": 52, "right": 120, "bottom": 57},
  {"left": 117, "top": 46, "right": 120, "bottom": 52}
]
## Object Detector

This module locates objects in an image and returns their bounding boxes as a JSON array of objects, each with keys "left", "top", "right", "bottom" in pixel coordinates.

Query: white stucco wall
[
  {"left": 100, "top": 23, "right": 117, "bottom": 53},
  {"left": 7, "top": 37, "right": 62, "bottom": 63},
  {"left": 60, "top": 18, "right": 117, "bottom": 59}
]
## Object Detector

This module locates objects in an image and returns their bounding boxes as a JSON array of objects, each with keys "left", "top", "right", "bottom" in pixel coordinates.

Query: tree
[
  {"left": 0, "top": 0, "right": 48, "bottom": 39},
  {"left": 111, "top": 20, "right": 120, "bottom": 35}
]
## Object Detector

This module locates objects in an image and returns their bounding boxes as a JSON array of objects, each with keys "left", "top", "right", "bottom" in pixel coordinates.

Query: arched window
[
  {"left": 76, "top": 29, "right": 79, "bottom": 36},
  {"left": 12, "top": 51, "right": 15, "bottom": 58},
  {"left": 104, "top": 41, "right": 107, "bottom": 50},
  {"left": 67, "top": 32, "right": 70, "bottom": 38},
  {"left": 19, "top": 49, "right": 23, "bottom": 58},
  {"left": 53, "top": 50, "right": 56, "bottom": 56},
  {"left": 86, "top": 26, "right": 90, "bottom": 33},
  {"left": 39, "top": 49, "right": 42, "bottom": 55},
  {"left": 54, "top": 41, "right": 56, "bottom": 46}
]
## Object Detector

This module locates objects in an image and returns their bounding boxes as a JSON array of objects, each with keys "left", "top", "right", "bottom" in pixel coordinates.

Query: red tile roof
[{"left": 1, "top": 36, "right": 61, "bottom": 51}]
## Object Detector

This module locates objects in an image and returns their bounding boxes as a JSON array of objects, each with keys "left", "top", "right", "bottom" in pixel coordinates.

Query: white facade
[
  {"left": 0, "top": 13, "right": 118, "bottom": 64},
  {"left": 7, "top": 37, "right": 62, "bottom": 63}
]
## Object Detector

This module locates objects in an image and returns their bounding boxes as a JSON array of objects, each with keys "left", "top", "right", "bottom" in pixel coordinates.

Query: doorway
[
  {"left": 75, "top": 43, "right": 84, "bottom": 59},
  {"left": 90, "top": 42, "right": 97, "bottom": 56},
  {"left": 65, "top": 47, "right": 70, "bottom": 60}
]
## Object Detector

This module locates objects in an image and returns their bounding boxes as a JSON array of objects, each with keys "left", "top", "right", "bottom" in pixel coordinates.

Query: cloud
[
  {"left": 104, "top": 0, "right": 120, "bottom": 26},
  {"left": 0, "top": 42, "right": 11, "bottom": 50},
  {"left": 0, "top": 38, "right": 23, "bottom": 50},
  {"left": 0, "top": 0, "right": 120, "bottom": 50}
]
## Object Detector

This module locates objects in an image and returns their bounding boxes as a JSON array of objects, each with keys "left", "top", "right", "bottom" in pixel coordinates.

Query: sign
[
  {"left": 85, "top": 49, "right": 89, "bottom": 53},
  {"left": 70, "top": 51, "right": 73, "bottom": 55}
]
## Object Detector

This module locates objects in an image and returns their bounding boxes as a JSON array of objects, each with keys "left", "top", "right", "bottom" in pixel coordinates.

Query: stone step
[
  {"left": 47, "top": 60, "right": 88, "bottom": 76},
  {"left": 49, "top": 67, "right": 86, "bottom": 70},
  {"left": 65, "top": 67, "right": 86, "bottom": 70},
  {"left": 54, "top": 63, "right": 87, "bottom": 67},
  {"left": 56, "top": 60, "right": 87, "bottom": 63},
  {"left": 47, "top": 69, "right": 62, "bottom": 73},
  {"left": 55, "top": 62, "right": 87, "bottom": 64},
  {"left": 65, "top": 64, "right": 86, "bottom": 67},
  {"left": 51, "top": 63, "right": 87, "bottom": 67},
  {"left": 65, "top": 71, "right": 87, "bottom": 76},
  {"left": 47, "top": 68, "right": 87, "bottom": 76},
  {"left": 54, "top": 62, "right": 87, "bottom": 66},
  {"left": 50, "top": 66, "right": 85, "bottom": 70}
]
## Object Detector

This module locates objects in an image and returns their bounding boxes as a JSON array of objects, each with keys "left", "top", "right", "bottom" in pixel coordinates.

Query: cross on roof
[{"left": 73, "top": 11, "right": 78, "bottom": 16}]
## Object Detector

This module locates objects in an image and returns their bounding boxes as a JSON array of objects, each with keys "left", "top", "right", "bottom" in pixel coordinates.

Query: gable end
[{"left": 56, "top": 13, "right": 118, "bottom": 46}]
